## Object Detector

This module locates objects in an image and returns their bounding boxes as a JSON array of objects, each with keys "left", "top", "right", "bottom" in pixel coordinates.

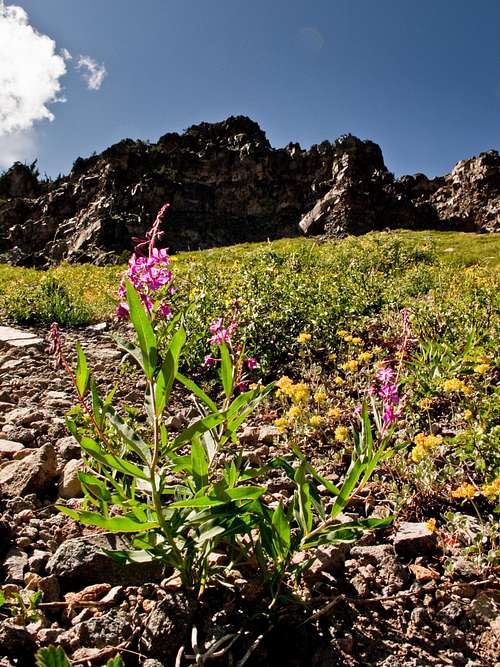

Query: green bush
[{"left": 4, "top": 276, "right": 91, "bottom": 326}]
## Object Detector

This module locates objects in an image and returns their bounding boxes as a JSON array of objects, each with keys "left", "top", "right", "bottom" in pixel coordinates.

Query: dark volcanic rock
[
  {"left": 0, "top": 117, "right": 497, "bottom": 266},
  {"left": 46, "top": 535, "right": 164, "bottom": 589}
]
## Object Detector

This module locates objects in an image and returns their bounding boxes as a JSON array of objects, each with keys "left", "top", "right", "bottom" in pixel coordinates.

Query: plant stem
[{"left": 147, "top": 379, "right": 183, "bottom": 563}]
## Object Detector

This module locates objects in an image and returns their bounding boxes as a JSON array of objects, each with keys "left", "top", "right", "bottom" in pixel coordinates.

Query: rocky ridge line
[{"left": 0, "top": 115, "right": 498, "bottom": 266}]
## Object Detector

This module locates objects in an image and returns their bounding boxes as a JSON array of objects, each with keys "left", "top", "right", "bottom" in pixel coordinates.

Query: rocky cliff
[{"left": 0, "top": 116, "right": 498, "bottom": 265}]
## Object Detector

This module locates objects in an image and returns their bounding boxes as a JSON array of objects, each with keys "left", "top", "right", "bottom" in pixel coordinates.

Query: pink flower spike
[
  {"left": 246, "top": 357, "right": 258, "bottom": 371},
  {"left": 116, "top": 303, "right": 129, "bottom": 319}
]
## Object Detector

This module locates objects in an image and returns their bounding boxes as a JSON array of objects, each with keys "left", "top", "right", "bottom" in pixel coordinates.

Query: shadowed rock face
[{"left": 0, "top": 116, "right": 498, "bottom": 266}]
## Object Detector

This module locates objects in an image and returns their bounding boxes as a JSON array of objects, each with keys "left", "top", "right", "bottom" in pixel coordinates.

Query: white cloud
[
  {"left": 0, "top": 3, "right": 67, "bottom": 136},
  {"left": 60, "top": 47, "right": 72, "bottom": 61},
  {"left": 0, "top": 128, "right": 37, "bottom": 169},
  {"left": 77, "top": 55, "right": 107, "bottom": 91}
]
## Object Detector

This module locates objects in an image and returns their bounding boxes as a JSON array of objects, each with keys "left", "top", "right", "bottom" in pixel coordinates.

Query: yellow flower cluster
[
  {"left": 297, "top": 332, "right": 312, "bottom": 345},
  {"left": 425, "top": 518, "right": 437, "bottom": 532},
  {"left": 287, "top": 405, "right": 302, "bottom": 419},
  {"left": 341, "top": 359, "right": 359, "bottom": 373},
  {"left": 337, "top": 330, "right": 363, "bottom": 346},
  {"left": 473, "top": 363, "right": 490, "bottom": 375},
  {"left": 442, "top": 378, "right": 471, "bottom": 394},
  {"left": 276, "top": 376, "right": 311, "bottom": 403},
  {"left": 313, "top": 390, "right": 327, "bottom": 403},
  {"left": 327, "top": 406, "right": 341, "bottom": 420},
  {"left": 463, "top": 409, "right": 473, "bottom": 420},
  {"left": 357, "top": 351, "right": 373, "bottom": 364},
  {"left": 274, "top": 417, "right": 289, "bottom": 433},
  {"left": 333, "top": 376, "right": 344, "bottom": 386},
  {"left": 481, "top": 477, "right": 500, "bottom": 499},
  {"left": 419, "top": 398, "right": 433, "bottom": 410},
  {"left": 335, "top": 425, "right": 349, "bottom": 442},
  {"left": 411, "top": 432, "right": 444, "bottom": 463},
  {"left": 309, "top": 415, "right": 323, "bottom": 428},
  {"left": 450, "top": 483, "right": 477, "bottom": 500}
]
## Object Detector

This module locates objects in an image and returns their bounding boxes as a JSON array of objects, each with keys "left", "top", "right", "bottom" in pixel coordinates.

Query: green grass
[{"left": 0, "top": 229, "right": 498, "bottom": 565}]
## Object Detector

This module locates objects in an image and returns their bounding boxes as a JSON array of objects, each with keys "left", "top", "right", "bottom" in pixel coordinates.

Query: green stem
[{"left": 148, "top": 379, "right": 183, "bottom": 564}]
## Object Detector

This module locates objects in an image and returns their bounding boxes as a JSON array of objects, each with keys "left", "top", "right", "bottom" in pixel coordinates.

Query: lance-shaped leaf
[
  {"left": 75, "top": 341, "right": 89, "bottom": 397},
  {"left": 57, "top": 506, "right": 159, "bottom": 533},
  {"left": 125, "top": 280, "right": 157, "bottom": 379},
  {"left": 155, "top": 326, "right": 186, "bottom": 416}
]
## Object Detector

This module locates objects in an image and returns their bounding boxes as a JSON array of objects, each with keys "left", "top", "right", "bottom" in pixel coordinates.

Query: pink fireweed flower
[
  {"left": 208, "top": 317, "right": 238, "bottom": 345},
  {"left": 376, "top": 366, "right": 395, "bottom": 383},
  {"left": 246, "top": 357, "right": 258, "bottom": 371},
  {"left": 236, "top": 380, "right": 250, "bottom": 393},
  {"left": 203, "top": 355, "right": 218, "bottom": 367},
  {"left": 117, "top": 204, "right": 174, "bottom": 320}
]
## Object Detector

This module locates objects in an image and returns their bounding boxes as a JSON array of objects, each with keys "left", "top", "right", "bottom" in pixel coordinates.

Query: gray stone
[
  {"left": 46, "top": 535, "right": 164, "bottom": 588},
  {"left": 4, "top": 547, "right": 28, "bottom": 583},
  {"left": 0, "top": 439, "right": 25, "bottom": 458},
  {"left": 58, "top": 458, "right": 83, "bottom": 498},
  {"left": 0, "top": 326, "right": 43, "bottom": 348},
  {"left": 0, "top": 621, "right": 36, "bottom": 665},
  {"left": 79, "top": 609, "right": 133, "bottom": 648},
  {"left": 393, "top": 522, "right": 437, "bottom": 558},
  {"left": 142, "top": 591, "right": 193, "bottom": 662},
  {"left": 0, "top": 443, "right": 58, "bottom": 498}
]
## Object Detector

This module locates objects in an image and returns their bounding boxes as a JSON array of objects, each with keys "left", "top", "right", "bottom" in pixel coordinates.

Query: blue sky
[{"left": 1, "top": 0, "right": 499, "bottom": 178}]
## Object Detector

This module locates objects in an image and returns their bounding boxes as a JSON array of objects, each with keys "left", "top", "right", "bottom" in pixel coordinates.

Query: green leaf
[
  {"left": 329, "top": 459, "right": 365, "bottom": 519},
  {"left": 106, "top": 656, "right": 124, "bottom": 667},
  {"left": 294, "top": 462, "right": 313, "bottom": 534},
  {"left": 175, "top": 372, "right": 217, "bottom": 413},
  {"left": 125, "top": 280, "right": 157, "bottom": 380},
  {"left": 58, "top": 507, "right": 159, "bottom": 533},
  {"left": 116, "top": 336, "right": 144, "bottom": 369},
  {"left": 172, "top": 412, "right": 226, "bottom": 448},
  {"left": 155, "top": 326, "right": 185, "bottom": 416},
  {"left": 75, "top": 341, "right": 89, "bottom": 397},
  {"left": 106, "top": 406, "right": 151, "bottom": 464},
  {"left": 191, "top": 435, "right": 208, "bottom": 490},
  {"left": 272, "top": 502, "right": 291, "bottom": 558},
  {"left": 219, "top": 342, "right": 233, "bottom": 399},
  {"left": 80, "top": 436, "right": 149, "bottom": 480},
  {"left": 35, "top": 645, "right": 72, "bottom": 667}
]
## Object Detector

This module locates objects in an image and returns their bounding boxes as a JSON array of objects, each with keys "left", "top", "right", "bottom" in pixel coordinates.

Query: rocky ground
[{"left": 0, "top": 323, "right": 499, "bottom": 666}]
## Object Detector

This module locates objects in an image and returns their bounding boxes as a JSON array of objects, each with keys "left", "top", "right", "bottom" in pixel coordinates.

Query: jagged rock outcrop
[{"left": 0, "top": 116, "right": 497, "bottom": 265}]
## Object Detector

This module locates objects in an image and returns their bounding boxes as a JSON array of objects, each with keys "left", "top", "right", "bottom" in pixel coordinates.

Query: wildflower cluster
[
  {"left": 451, "top": 477, "right": 500, "bottom": 501},
  {"left": 442, "top": 378, "right": 471, "bottom": 394},
  {"left": 204, "top": 304, "right": 258, "bottom": 393},
  {"left": 274, "top": 376, "right": 342, "bottom": 433},
  {"left": 117, "top": 204, "right": 174, "bottom": 319},
  {"left": 411, "top": 432, "right": 444, "bottom": 463}
]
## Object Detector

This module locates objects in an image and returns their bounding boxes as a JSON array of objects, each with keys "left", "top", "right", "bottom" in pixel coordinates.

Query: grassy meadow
[{"left": 0, "top": 229, "right": 498, "bottom": 568}]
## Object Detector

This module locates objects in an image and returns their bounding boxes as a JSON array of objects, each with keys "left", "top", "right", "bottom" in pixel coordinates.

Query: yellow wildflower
[
  {"left": 481, "top": 478, "right": 500, "bottom": 499},
  {"left": 351, "top": 337, "right": 363, "bottom": 346},
  {"left": 342, "top": 359, "right": 359, "bottom": 373},
  {"left": 327, "top": 407, "right": 341, "bottom": 420},
  {"left": 313, "top": 390, "right": 327, "bottom": 403},
  {"left": 276, "top": 376, "right": 294, "bottom": 390},
  {"left": 291, "top": 383, "right": 310, "bottom": 403},
  {"left": 333, "top": 376, "right": 344, "bottom": 386},
  {"left": 463, "top": 409, "right": 472, "bottom": 420},
  {"left": 328, "top": 352, "right": 337, "bottom": 362},
  {"left": 343, "top": 334, "right": 353, "bottom": 343},
  {"left": 337, "top": 329, "right": 349, "bottom": 338},
  {"left": 426, "top": 518, "right": 437, "bottom": 532},
  {"left": 287, "top": 406, "right": 302, "bottom": 419},
  {"left": 309, "top": 415, "right": 323, "bottom": 428},
  {"left": 297, "top": 332, "right": 312, "bottom": 345},
  {"left": 335, "top": 425, "right": 349, "bottom": 442},
  {"left": 411, "top": 444, "right": 427, "bottom": 463},
  {"left": 473, "top": 363, "right": 490, "bottom": 375},
  {"left": 451, "top": 483, "right": 477, "bottom": 500},
  {"left": 442, "top": 378, "right": 467, "bottom": 393},
  {"left": 419, "top": 398, "right": 433, "bottom": 410},
  {"left": 274, "top": 417, "right": 290, "bottom": 433},
  {"left": 357, "top": 351, "right": 373, "bottom": 364}
]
